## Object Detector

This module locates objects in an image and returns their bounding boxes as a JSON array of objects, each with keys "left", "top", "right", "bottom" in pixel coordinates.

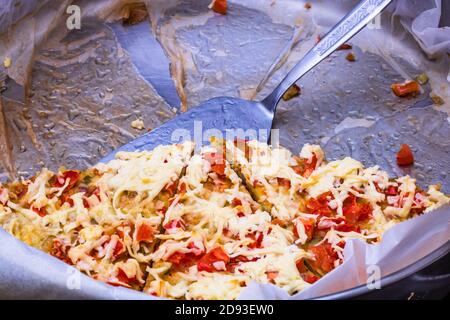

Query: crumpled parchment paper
[{"left": 0, "top": 0, "right": 449, "bottom": 299}]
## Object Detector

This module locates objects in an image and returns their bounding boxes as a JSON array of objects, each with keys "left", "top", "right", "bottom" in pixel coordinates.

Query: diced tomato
[
  {"left": 32, "top": 206, "right": 47, "bottom": 217},
  {"left": 292, "top": 154, "right": 317, "bottom": 178},
  {"left": 334, "top": 223, "right": 360, "bottom": 233},
  {"left": 167, "top": 251, "right": 187, "bottom": 265},
  {"left": 167, "top": 242, "right": 205, "bottom": 268},
  {"left": 306, "top": 192, "right": 334, "bottom": 216},
  {"left": 135, "top": 222, "right": 155, "bottom": 243},
  {"left": 293, "top": 216, "right": 316, "bottom": 241},
  {"left": 210, "top": 0, "right": 227, "bottom": 15},
  {"left": 296, "top": 259, "right": 321, "bottom": 284},
  {"left": 197, "top": 246, "right": 230, "bottom": 272},
  {"left": 247, "top": 231, "right": 264, "bottom": 249},
  {"left": 52, "top": 170, "right": 80, "bottom": 189},
  {"left": 178, "top": 182, "right": 187, "bottom": 194},
  {"left": 60, "top": 193, "right": 74, "bottom": 207},
  {"left": 164, "top": 181, "right": 178, "bottom": 196},
  {"left": 227, "top": 255, "right": 257, "bottom": 272},
  {"left": 231, "top": 197, "right": 242, "bottom": 206},
  {"left": 308, "top": 243, "right": 338, "bottom": 274},
  {"left": 385, "top": 185, "right": 398, "bottom": 196},
  {"left": 277, "top": 177, "right": 291, "bottom": 188},
  {"left": 163, "top": 219, "right": 186, "bottom": 231},
  {"left": 296, "top": 259, "right": 308, "bottom": 273},
  {"left": 237, "top": 211, "right": 245, "bottom": 218},
  {"left": 117, "top": 268, "right": 137, "bottom": 285},
  {"left": 337, "top": 43, "right": 352, "bottom": 51},
  {"left": 111, "top": 239, "right": 125, "bottom": 261},
  {"left": 303, "top": 274, "right": 320, "bottom": 284},
  {"left": 342, "top": 194, "right": 373, "bottom": 225},
  {"left": 266, "top": 271, "right": 278, "bottom": 281},
  {"left": 396, "top": 144, "right": 414, "bottom": 166},
  {"left": 391, "top": 81, "right": 420, "bottom": 97},
  {"left": 203, "top": 152, "right": 226, "bottom": 175}
]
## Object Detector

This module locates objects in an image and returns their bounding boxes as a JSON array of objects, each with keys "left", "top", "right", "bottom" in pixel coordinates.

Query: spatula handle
[{"left": 262, "top": 0, "right": 393, "bottom": 112}]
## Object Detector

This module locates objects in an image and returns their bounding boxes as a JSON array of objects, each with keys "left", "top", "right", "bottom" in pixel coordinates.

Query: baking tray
[{"left": 0, "top": 0, "right": 449, "bottom": 299}]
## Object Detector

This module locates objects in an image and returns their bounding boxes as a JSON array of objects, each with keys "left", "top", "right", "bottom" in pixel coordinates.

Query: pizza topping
[
  {"left": 203, "top": 152, "right": 226, "bottom": 176},
  {"left": 197, "top": 247, "right": 230, "bottom": 272},
  {"left": 135, "top": 221, "right": 156, "bottom": 243},
  {"left": 0, "top": 140, "right": 448, "bottom": 300}
]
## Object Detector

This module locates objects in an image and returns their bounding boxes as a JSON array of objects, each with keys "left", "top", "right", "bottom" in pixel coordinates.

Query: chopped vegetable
[
  {"left": 337, "top": 43, "right": 352, "bottom": 51},
  {"left": 396, "top": 144, "right": 414, "bottom": 166},
  {"left": 135, "top": 222, "right": 155, "bottom": 243},
  {"left": 209, "top": 0, "right": 227, "bottom": 15},
  {"left": 391, "top": 81, "right": 420, "bottom": 97},
  {"left": 203, "top": 152, "right": 226, "bottom": 175},
  {"left": 282, "top": 84, "right": 301, "bottom": 101},
  {"left": 307, "top": 243, "right": 338, "bottom": 275},
  {"left": 197, "top": 246, "right": 230, "bottom": 272}
]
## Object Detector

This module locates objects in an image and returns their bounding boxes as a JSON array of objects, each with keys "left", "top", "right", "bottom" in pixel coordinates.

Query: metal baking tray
[{"left": 0, "top": 0, "right": 449, "bottom": 299}]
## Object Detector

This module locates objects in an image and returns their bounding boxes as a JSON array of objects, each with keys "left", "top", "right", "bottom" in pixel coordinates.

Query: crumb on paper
[
  {"left": 337, "top": 43, "right": 352, "bottom": 51},
  {"left": 3, "top": 57, "right": 11, "bottom": 68},
  {"left": 415, "top": 73, "right": 429, "bottom": 85},
  {"left": 209, "top": 0, "right": 227, "bottom": 15},
  {"left": 304, "top": 2, "right": 312, "bottom": 9},
  {"left": 396, "top": 144, "right": 414, "bottom": 166},
  {"left": 282, "top": 84, "right": 301, "bottom": 101},
  {"left": 391, "top": 81, "right": 420, "bottom": 98},
  {"left": 345, "top": 52, "right": 356, "bottom": 62},
  {"left": 430, "top": 93, "right": 445, "bottom": 105},
  {"left": 131, "top": 119, "right": 145, "bottom": 130}
]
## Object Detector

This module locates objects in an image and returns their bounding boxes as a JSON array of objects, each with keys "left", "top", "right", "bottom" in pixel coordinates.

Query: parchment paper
[{"left": 0, "top": 0, "right": 449, "bottom": 299}]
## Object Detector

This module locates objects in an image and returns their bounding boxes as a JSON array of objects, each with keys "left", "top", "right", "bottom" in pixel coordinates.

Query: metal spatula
[{"left": 101, "top": 0, "right": 392, "bottom": 162}]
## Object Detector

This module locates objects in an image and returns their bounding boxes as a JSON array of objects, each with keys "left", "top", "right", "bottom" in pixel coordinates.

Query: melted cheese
[{"left": 1, "top": 139, "right": 448, "bottom": 300}]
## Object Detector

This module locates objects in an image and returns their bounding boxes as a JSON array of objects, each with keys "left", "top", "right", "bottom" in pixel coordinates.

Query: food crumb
[
  {"left": 430, "top": 93, "right": 445, "bottom": 105},
  {"left": 304, "top": 2, "right": 312, "bottom": 9},
  {"left": 337, "top": 43, "right": 352, "bottom": 51},
  {"left": 282, "top": 84, "right": 301, "bottom": 101},
  {"left": 396, "top": 144, "right": 414, "bottom": 166},
  {"left": 209, "top": 0, "right": 227, "bottom": 15},
  {"left": 415, "top": 73, "right": 429, "bottom": 85},
  {"left": 391, "top": 81, "right": 420, "bottom": 97},
  {"left": 131, "top": 119, "right": 145, "bottom": 130},
  {"left": 345, "top": 52, "right": 356, "bottom": 62},
  {"left": 3, "top": 57, "right": 11, "bottom": 68}
]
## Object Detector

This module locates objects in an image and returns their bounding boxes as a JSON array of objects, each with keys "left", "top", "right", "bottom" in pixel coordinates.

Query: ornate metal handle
[{"left": 262, "top": 0, "right": 393, "bottom": 111}]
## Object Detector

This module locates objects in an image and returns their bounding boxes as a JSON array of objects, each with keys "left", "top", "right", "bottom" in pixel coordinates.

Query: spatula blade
[{"left": 100, "top": 97, "right": 273, "bottom": 162}]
